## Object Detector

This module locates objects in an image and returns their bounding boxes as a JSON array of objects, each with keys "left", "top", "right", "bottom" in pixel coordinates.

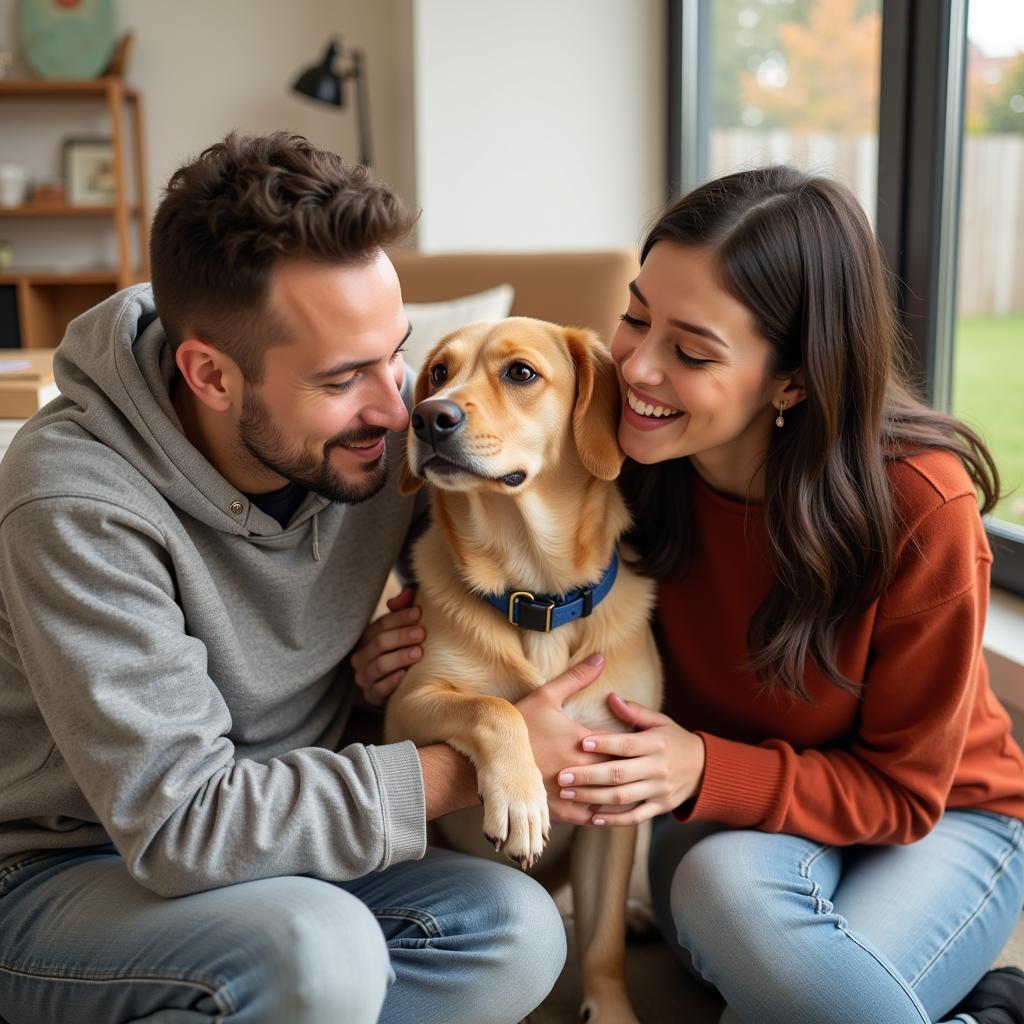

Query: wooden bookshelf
[
  {"left": 0, "top": 269, "right": 123, "bottom": 286},
  {"left": 0, "top": 203, "right": 141, "bottom": 217},
  {"left": 0, "top": 77, "right": 148, "bottom": 348},
  {"left": 0, "top": 270, "right": 132, "bottom": 351},
  {"left": 0, "top": 79, "right": 139, "bottom": 98}
]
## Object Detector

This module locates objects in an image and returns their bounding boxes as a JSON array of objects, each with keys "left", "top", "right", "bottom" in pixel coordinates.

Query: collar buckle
[
  {"left": 507, "top": 591, "right": 555, "bottom": 632},
  {"left": 486, "top": 550, "right": 619, "bottom": 632}
]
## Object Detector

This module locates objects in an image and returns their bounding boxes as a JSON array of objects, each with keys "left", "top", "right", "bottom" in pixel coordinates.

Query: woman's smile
[{"left": 623, "top": 386, "right": 686, "bottom": 431}]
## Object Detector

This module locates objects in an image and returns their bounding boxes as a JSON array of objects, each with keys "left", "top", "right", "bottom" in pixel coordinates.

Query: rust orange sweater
[{"left": 659, "top": 449, "right": 1024, "bottom": 845}]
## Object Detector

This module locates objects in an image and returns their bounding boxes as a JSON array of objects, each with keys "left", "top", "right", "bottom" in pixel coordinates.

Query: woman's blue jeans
[
  {"left": 0, "top": 845, "right": 566, "bottom": 1024},
  {"left": 650, "top": 809, "right": 1024, "bottom": 1024}
]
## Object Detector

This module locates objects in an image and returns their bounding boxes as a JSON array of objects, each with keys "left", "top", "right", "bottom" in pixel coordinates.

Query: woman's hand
[
  {"left": 557, "top": 693, "right": 706, "bottom": 826},
  {"left": 516, "top": 654, "right": 611, "bottom": 827},
  {"left": 351, "top": 586, "right": 424, "bottom": 707}
]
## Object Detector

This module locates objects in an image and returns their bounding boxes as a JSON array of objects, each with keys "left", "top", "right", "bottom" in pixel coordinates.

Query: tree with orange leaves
[{"left": 739, "top": 0, "right": 881, "bottom": 131}]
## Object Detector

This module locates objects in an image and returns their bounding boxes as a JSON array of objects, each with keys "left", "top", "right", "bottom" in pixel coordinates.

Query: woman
[
  {"left": 355, "top": 166, "right": 1024, "bottom": 1022},
  {"left": 552, "top": 166, "right": 1024, "bottom": 1024}
]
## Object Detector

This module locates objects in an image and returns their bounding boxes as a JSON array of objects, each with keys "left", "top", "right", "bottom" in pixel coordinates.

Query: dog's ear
[
  {"left": 397, "top": 359, "right": 434, "bottom": 495},
  {"left": 564, "top": 327, "right": 624, "bottom": 481}
]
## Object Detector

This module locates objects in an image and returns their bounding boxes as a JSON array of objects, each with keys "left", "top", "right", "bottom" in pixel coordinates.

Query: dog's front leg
[
  {"left": 571, "top": 823, "right": 641, "bottom": 1024},
  {"left": 387, "top": 682, "right": 549, "bottom": 869}
]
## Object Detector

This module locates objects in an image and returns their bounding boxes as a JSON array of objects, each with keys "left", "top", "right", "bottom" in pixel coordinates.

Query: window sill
[{"left": 986, "top": 587, "right": 1024, "bottom": 717}]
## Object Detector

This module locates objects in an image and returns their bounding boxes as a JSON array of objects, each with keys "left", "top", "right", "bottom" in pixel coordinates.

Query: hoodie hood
[{"left": 45, "top": 284, "right": 328, "bottom": 538}]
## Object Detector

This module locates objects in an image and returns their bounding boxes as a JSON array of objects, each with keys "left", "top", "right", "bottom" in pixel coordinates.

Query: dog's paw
[{"left": 478, "top": 763, "right": 549, "bottom": 869}]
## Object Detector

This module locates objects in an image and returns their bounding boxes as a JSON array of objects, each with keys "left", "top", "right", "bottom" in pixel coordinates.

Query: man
[{"left": 0, "top": 132, "right": 595, "bottom": 1024}]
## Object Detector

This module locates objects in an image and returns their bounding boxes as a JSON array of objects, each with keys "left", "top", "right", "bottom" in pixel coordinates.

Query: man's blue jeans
[
  {"left": 650, "top": 809, "right": 1024, "bottom": 1024},
  {"left": 0, "top": 845, "right": 566, "bottom": 1023}
]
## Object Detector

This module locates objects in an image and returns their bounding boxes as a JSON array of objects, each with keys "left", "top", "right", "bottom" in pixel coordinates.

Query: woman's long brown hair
[{"left": 622, "top": 166, "right": 999, "bottom": 702}]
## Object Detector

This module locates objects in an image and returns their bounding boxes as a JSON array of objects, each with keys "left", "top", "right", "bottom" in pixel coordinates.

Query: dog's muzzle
[
  {"left": 411, "top": 399, "right": 465, "bottom": 448},
  {"left": 411, "top": 398, "right": 527, "bottom": 488}
]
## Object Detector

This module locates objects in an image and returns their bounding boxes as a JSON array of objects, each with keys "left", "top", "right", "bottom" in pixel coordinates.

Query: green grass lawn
[{"left": 952, "top": 314, "right": 1024, "bottom": 527}]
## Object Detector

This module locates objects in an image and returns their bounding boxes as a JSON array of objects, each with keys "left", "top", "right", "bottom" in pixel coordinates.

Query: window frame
[{"left": 666, "top": 0, "right": 1024, "bottom": 595}]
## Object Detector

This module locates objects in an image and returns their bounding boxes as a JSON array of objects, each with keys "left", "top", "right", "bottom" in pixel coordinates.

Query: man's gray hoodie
[{"left": 0, "top": 285, "right": 426, "bottom": 897}]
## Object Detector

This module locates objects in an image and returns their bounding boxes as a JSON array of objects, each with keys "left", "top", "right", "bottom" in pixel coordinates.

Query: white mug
[{"left": 0, "top": 165, "right": 28, "bottom": 207}]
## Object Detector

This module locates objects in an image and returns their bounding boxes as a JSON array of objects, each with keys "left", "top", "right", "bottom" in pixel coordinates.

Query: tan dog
[{"left": 386, "top": 317, "right": 663, "bottom": 1024}]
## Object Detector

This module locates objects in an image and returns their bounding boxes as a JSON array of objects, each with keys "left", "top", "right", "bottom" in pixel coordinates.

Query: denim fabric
[
  {"left": 0, "top": 845, "right": 566, "bottom": 1024},
  {"left": 650, "top": 809, "right": 1024, "bottom": 1024}
]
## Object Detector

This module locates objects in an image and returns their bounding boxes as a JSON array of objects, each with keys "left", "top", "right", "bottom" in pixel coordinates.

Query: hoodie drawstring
[{"left": 311, "top": 511, "right": 321, "bottom": 562}]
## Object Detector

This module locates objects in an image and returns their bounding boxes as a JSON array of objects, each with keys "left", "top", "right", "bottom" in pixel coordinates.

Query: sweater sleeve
[
  {"left": 677, "top": 491, "right": 992, "bottom": 845},
  {"left": 1, "top": 498, "right": 428, "bottom": 896}
]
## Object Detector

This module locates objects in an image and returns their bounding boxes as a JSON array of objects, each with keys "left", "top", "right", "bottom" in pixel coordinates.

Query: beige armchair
[{"left": 391, "top": 249, "right": 639, "bottom": 348}]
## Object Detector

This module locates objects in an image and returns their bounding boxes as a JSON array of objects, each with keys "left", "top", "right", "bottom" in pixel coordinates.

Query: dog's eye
[
  {"left": 429, "top": 364, "right": 448, "bottom": 388},
  {"left": 506, "top": 362, "right": 537, "bottom": 384}
]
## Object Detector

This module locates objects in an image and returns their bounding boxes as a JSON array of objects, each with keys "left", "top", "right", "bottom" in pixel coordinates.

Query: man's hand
[
  {"left": 351, "top": 586, "right": 424, "bottom": 707},
  {"left": 419, "top": 743, "right": 480, "bottom": 820},
  {"left": 516, "top": 654, "right": 611, "bottom": 826}
]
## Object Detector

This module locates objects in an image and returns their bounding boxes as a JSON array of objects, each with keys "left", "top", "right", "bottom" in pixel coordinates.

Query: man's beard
[{"left": 236, "top": 384, "right": 389, "bottom": 505}]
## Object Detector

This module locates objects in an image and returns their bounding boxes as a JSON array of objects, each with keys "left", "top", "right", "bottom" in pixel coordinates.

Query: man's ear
[
  {"left": 564, "top": 327, "right": 624, "bottom": 481},
  {"left": 397, "top": 360, "right": 434, "bottom": 495},
  {"left": 175, "top": 339, "right": 242, "bottom": 413}
]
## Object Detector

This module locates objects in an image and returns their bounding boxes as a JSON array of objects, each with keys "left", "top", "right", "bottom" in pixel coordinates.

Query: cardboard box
[{"left": 0, "top": 349, "right": 59, "bottom": 419}]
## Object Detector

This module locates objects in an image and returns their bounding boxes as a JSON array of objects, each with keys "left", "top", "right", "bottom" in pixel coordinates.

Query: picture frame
[{"left": 63, "top": 137, "right": 116, "bottom": 206}]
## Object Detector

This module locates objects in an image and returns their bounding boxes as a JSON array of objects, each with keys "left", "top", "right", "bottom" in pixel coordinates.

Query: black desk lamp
[{"left": 292, "top": 39, "right": 372, "bottom": 167}]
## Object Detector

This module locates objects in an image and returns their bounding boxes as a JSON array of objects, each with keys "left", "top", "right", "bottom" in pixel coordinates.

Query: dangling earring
[{"left": 775, "top": 400, "right": 786, "bottom": 428}]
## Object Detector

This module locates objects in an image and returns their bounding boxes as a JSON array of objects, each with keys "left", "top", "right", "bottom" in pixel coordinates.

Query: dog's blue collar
[{"left": 481, "top": 551, "right": 619, "bottom": 632}]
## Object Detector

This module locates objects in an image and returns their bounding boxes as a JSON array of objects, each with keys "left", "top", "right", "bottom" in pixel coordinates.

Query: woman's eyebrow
[
  {"left": 668, "top": 319, "right": 728, "bottom": 349},
  {"left": 628, "top": 281, "right": 728, "bottom": 349}
]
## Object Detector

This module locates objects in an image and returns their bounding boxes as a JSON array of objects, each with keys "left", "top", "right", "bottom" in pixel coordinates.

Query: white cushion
[
  {"left": 402, "top": 283, "right": 514, "bottom": 373},
  {"left": 0, "top": 420, "right": 23, "bottom": 462}
]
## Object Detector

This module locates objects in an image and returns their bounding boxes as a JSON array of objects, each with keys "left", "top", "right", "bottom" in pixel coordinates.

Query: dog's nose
[{"left": 411, "top": 399, "right": 466, "bottom": 445}]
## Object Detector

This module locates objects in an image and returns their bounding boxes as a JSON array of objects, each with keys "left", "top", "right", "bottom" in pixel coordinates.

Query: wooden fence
[{"left": 709, "top": 129, "right": 1024, "bottom": 316}]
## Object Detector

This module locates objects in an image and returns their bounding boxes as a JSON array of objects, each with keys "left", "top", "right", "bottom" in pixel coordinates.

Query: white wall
[
  {"left": 119, "top": 0, "right": 416, "bottom": 217},
  {"left": 1, "top": 0, "right": 664, "bottom": 263},
  {"left": 0, "top": 0, "right": 415, "bottom": 268},
  {"left": 412, "top": 0, "right": 665, "bottom": 252}
]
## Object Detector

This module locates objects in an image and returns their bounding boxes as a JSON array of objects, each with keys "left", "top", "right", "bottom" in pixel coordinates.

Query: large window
[
  {"left": 668, "top": 0, "right": 1024, "bottom": 594},
  {"left": 952, "top": 2, "right": 1024, "bottom": 532},
  {"left": 706, "top": 0, "right": 882, "bottom": 224}
]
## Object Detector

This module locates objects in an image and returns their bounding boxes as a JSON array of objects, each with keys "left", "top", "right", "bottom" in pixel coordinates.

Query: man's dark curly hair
[{"left": 150, "top": 131, "right": 415, "bottom": 381}]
